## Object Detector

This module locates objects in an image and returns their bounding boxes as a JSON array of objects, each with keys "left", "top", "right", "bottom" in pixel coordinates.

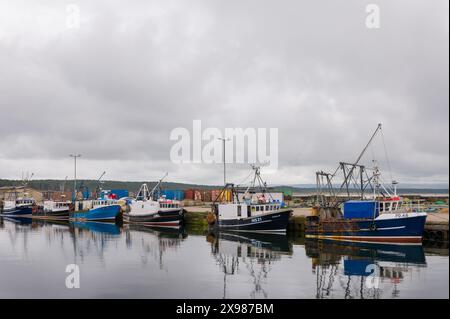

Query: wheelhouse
[
  {"left": 159, "top": 202, "right": 180, "bottom": 209},
  {"left": 378, "top": 197, "right": 403, "bottom": 213},
  {"left": 16, "top": 198, "right": 35, "bottom": 206},
  {"left": 218, "top": 203, "right": 282, "bottom": 220},
  {"left": 93, "top": 199, "right": 117, "bottom": 207}
]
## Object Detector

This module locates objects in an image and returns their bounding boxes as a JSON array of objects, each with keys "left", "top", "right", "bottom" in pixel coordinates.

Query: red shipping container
[{"left": 185, "top": 189, "right": 195, "bottom": 200}]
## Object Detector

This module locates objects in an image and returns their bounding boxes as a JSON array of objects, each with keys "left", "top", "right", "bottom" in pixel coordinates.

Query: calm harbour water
[{"left": 0, "top": 217, "right": 448, "bottom": 299}]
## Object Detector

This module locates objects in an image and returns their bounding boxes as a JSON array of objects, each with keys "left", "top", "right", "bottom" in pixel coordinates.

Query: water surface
[{"left": 0, "top": 217, "right": 448, "bottom": 299}]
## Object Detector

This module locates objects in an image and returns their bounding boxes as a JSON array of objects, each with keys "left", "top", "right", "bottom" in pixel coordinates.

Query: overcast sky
[{"left": 0, "top": 0, "right": 448, "bottom": 186}]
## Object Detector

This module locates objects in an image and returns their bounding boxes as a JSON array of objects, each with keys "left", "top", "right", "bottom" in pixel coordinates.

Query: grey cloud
[{"left": 0, "top": 0, "right": 448, "bottom": 184}]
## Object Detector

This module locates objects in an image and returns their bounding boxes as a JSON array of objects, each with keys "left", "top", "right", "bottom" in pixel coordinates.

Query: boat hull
[
  {"left": 34, "top": 209, "right": 71, "bottom": 218},
  {"left": 125, "top": 210, "right": 184, "bottom": 228},
  {"left": 0, "top": 206, "right": 33, "bottom": 216},
  {"left": 305, "top": 213, "right": 427, "bottom": 244},
  {"left": 72, "top": 221, "right": 121, "bottom": 234},
  {"left": 70, "top": 205, "right": 121, "bottom": 222},
  {"left": 217, "top": 209, "right": 292, "bottom": 233}
]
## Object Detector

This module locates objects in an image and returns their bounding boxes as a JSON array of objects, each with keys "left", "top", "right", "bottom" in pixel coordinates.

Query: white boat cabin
[
  {"left": 93, "top": 199, "right": 118, "bottom": 208},
  {"left": 378, "top": 197, "right": 404, "bottom": 213},
  {"left": 218, "top": 203, "right": 282, "bottom": 220},
  {"left": 43, "top": 201, "right": 71, "bottom": 212},
  {"left": 159, "top": 199, "right": 181, "bottom": 210},
  {"left": 15, "top": 198, "right": 35, "bottom": 207}
]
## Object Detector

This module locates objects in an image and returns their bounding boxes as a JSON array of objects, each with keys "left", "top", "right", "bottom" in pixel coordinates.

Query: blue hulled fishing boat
[
  {"left": 306, "top": 196, "right": 427, "bottom": 244},
  {"left": 306, "top": 124, "right": 427, "bottom": 245},
  {"left": 70, "top": 199, "right": 121, "bottom": 222}
]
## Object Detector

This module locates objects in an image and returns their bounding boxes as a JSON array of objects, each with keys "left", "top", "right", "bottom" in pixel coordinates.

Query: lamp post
[
  {"left": 217, "top": 138, "right": 230, "bottom": 186},
  {"left": 70, "top": 154, "right": 81, "bottom": 201}
]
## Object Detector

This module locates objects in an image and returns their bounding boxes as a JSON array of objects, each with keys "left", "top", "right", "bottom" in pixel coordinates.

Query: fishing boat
[
  {"left": 70, "top": 198, "right": 121, "bottom": 222},
  {"left": 306, "top": 124, "right": 427, "bottom": 244},
  {"left": 125, "top": 174, "right": 185, "bottom": 228},
  {"left": 39, "top": 200, "right": 73, "bottom": 217},
  {"left": 207, "top": 166, "right": 293, "bottom": 233},
  {"left": 69, "top": 171, "right": 122, "bottom": 222},
  {"left": 0, "top": 197, "right": 35, "bottom": 216}
]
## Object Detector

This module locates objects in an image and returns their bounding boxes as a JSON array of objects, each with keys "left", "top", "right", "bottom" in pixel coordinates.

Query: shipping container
[
  {"left": 162, "top": 190, "right": 185, "bottom": 200},
  {"left": 185, "top": 189, "right": 195, "bottom": 200},
  {"left": 343, "top": 201, "right": 379, "bottom": 219},
  {"left": 211, "top": 189, "right": 220, "bottom": 201},
  {"left": 201, "top": 190, "right": 212, "bottom": 202},
  {"left": 211, "top": 189, "right": 232, "bottom": 202},
  {"left": 111, "top": 189, "right": 129, "bottom": 199}
]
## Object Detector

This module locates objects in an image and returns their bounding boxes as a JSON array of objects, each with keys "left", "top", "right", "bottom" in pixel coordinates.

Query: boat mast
[
  {"left": 355, "top": 123, "right": 382, "bottom": 166},
  {"left": 218, "top": 138, "right": 230, "bottom": 186},
  {"left": 243, "top": 165, "right": 274, "bottom": 202},
  {"left": 149, "top": 172, "right": 168, "bottom": 200},
  {"left": 96, "top": 171, "right": 106, "bottom": 198},
  {"left": 339, "top": 123, "right": 382, "bottom": 199}
]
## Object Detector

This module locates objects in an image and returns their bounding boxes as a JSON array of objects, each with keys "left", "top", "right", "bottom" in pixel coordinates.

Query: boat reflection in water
[
  {"left": 71, "top": 221, "right": 121, "bottom": 235},
  {"left": 305, "top": 239, "right": 427, "bottom": 299},
  {"left": 124, "top": 225, "right": 187, "bottom": 268},
  {"left": 208, "top": 231, "right": 293, "bottom": 298},
  {"left": 1, "top": 216, "right": 32, "bottom": 225}
]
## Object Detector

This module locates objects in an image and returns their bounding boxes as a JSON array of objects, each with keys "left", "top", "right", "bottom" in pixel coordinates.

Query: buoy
[{"left": 206, "top": 212, "right": 217, "bottom": 225}]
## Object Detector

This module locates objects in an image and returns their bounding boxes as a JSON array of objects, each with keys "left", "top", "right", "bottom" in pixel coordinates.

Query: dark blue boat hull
[
  {"left": 0, "top": 206, "right": 33, "bottom": 216},
  {"left": 217, "top": 209, "right": 292, "bottom": 233},
  {"left": 306, "top": 214, "right": 427, "bottom": 244}
]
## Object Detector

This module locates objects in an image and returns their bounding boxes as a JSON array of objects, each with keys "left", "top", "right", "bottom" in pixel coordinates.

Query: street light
[
  {"left": 217, "top": 138, "right": 230, "bottom": 186},
  {"left": 70, "top": 154, "right": 81, "bottom": 201}
]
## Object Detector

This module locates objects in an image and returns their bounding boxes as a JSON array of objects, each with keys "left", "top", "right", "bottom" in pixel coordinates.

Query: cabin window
[
  {"left": 386, "top": 202, "right": 392, "bottom": 211},
  {"left": 266, "top": 205, "right": 269, "bottom": 211},
  {"left": 256, "top": 206, "right": 260, "bottom": 212},
  {"left": 393, "top": 202, "right": 398, "bottom": 210},
  {"left": 379, "top": 203, "right": 384, "bottom": 212},
  {"left": 237, "top": 205, "right": 242, "bottom": 217},
  {"left": 251, "top": 206, "right": 256, "bottom": 212},
  {"left": 247, "top": 206, "right": 251, "bottom": 217}
]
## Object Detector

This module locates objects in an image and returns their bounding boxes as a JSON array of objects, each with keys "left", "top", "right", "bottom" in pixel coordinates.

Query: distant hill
[
  {"left": 0, "top": 179, "right": 221, "bottom": 193},
  {"left": 1, "top": 179, "right": 447, "bottom": 196}
]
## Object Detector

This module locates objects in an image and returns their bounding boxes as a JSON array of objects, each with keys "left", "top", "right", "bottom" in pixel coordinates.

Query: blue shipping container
[
  {"left": 162, "top": 190, "right": 185, "bottom": 200},
  {"left": 111, "top": 189, "right": 129, "bottom": 199},
  {"left": 343, "top": 201, "right": 379, "bottom": 219}
]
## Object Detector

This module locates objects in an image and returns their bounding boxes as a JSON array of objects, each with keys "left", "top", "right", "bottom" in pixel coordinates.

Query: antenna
[{"left": 217, "top": 138, "right": 231, "bottom": 186}]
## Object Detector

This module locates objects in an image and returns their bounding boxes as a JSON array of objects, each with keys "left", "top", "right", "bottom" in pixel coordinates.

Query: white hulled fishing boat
[{"left": 125, "top": 174, "right": 184, "bottom": 228}]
